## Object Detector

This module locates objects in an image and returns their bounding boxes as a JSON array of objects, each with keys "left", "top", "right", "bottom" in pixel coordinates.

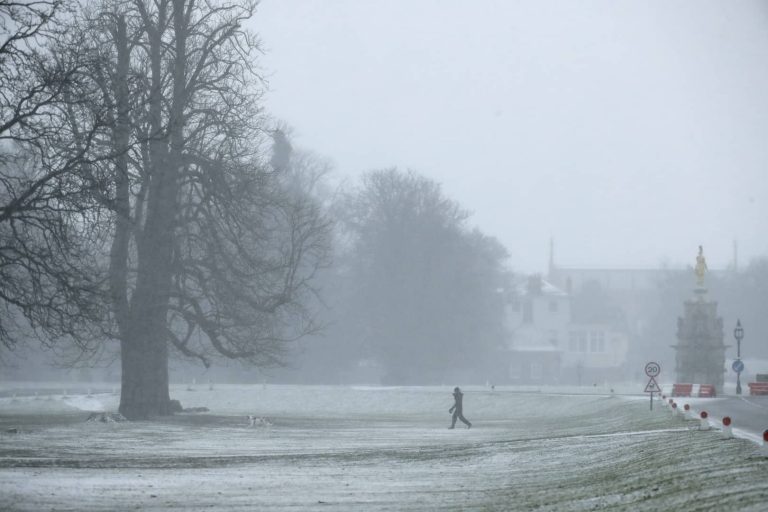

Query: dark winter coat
[{"left": 450, "top": 390, "right": 463, "bottom": 413}]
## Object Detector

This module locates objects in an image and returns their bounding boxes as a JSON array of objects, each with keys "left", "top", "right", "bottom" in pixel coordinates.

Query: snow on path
[{"left": 1, "top": 385, "right": 767, "bottom": 511}]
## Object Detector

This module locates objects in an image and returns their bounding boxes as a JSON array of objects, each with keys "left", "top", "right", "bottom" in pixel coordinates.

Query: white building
[
  {"left": 562, "top": 324, "right": 629, "bottom": 384},
  {"left": 504, "top": 275, "right": 629, "bottom": 384}
]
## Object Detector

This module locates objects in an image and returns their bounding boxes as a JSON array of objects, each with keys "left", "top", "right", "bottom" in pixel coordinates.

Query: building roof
[{"left": 515, "top": 277, "right": 568, "bottom": 298}]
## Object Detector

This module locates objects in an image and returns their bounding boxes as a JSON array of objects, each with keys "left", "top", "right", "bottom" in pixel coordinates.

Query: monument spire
[
  {"left": 674, "top": 245, "right": 725, "bottom": 391},
  {"left": 694, "top": 245, "right": 708, "bottom": 289}
]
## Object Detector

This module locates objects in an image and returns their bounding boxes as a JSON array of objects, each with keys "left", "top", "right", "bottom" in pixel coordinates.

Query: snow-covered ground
[{"left": 1, "top": 384, "right": 767, "bottom": 511}]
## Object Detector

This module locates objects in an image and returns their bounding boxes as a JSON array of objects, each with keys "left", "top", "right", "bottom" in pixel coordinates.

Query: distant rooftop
[{"left": 514, "top": 276, "right": 568, "bottom": 297}]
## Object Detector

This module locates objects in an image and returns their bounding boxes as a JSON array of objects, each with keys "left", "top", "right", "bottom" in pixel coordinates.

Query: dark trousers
[{"left": 451, "top": 410, "right": 471, "bottom": 428}]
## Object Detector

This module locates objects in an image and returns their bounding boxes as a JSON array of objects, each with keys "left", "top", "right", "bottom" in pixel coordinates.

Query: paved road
[{"left": 671, "top": 394, "right": 768, "bottom": 441}]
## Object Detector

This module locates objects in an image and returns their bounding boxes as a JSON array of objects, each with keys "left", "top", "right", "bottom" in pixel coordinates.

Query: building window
[
  {"left": 523, "top": 301, "right": 533, "bottom": 324},
  {"left": 590, "top": 331, "right": 598, "bottom": 352},
  {"left": 598, "top": 332, "right": 605, "bottom": 352},
  {"left": 578, "top": 332, "right": 587, "bottom": 352},
  {"left": 530, "top": 363, "right": 543, "bottom": 380},
  {"left": 549, "top": 330, "right": 558, "bottom": 346},
  {"left": 548, "top": 300, "right": 558, "bottom": 313},
  {"left": 569, "top": 332, "right": 578, "bottom": 352}
]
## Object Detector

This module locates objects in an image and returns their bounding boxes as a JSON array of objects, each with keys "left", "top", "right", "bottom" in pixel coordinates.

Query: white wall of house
[
  {"left": 505, "top": 281, "right": 570, "bottom": 352},
  {"left": 562, "top": 325, "right": 629, "bottom": 369},
  {"left": 504, "top": 277, "right": 629, "bottom": 383}
]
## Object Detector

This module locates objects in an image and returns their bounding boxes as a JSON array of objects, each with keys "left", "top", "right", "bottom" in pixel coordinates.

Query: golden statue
[{"left": 694, "top": 245, "right": 708, "bottom": 286}]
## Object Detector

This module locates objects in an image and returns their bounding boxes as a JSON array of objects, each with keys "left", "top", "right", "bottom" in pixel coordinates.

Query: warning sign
[{"left": 644, "top": 376, "right": 661, "bottom": 393}]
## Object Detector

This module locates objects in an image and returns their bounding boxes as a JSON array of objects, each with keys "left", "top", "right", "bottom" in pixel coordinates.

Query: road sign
[
  {"left": 644, "top": 376, "right": 661, "bottom": 393},
  {"left": 732, "top": 360, "right": 744, "bottom": 373},
  {"left": 645, "top": 362, "right": 661, "bottom": 378}
]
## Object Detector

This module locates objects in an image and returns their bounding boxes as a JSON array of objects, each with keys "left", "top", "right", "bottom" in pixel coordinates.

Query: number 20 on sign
[{"left": 644, "top": 362, "right": 661, "bottom": 410}]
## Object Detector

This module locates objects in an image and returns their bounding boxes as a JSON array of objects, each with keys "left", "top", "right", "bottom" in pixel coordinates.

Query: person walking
[{"left": 448, "top": 386, "right": 472, "bottom": 429}]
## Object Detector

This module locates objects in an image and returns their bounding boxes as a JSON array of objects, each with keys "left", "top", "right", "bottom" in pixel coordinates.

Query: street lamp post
[{"left": 734, "top": 319, "right": 744, "bottom": 395}]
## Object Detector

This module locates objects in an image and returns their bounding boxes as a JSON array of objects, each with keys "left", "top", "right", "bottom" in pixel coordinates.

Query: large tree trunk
[
  {"left": 117, "top": 1, "right": 180, "bottom": 420},
  {"left": 117, "top": 166, "right": 176, "bottom": 419},
  {"left": 117, "top": 154, "right": 177, "bottom": 419},
  {"left": 117, "top": 144, "right": 177, "bottom": 419},
  {"left": 109, "top": 14, "right": 170, "bottom": 420},
  {"left": 119, "top": 322, "right": 171, "bottom": 419}
]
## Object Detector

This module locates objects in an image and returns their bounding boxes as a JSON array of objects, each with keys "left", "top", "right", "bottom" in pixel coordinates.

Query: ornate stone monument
[{"left": 672, "top": 246, "right": 726, "bottom": 390}]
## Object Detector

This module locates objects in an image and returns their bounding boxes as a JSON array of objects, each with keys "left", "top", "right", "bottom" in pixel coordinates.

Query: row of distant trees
[{"left": 1, "top": 0, "right": 513, "bottom": 415}]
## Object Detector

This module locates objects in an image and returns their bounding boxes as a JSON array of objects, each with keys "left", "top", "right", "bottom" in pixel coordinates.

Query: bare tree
[
  {"left": 1, "top": 0, "right": 67, "bottom": 144},
  {"left": 57, "top": 0, "right": 330, "bottom": 419},
  {"left": 0, "top": 0, "right": 108, "bottom": 350}
]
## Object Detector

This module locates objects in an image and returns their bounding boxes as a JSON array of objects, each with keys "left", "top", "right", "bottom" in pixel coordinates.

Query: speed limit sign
[{"left": 645, "top": 362, "right": 661, "bottom": 378}]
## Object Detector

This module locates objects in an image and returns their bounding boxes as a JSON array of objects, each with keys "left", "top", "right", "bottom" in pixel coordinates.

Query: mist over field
[{"left": 2, "top": 1, "right": 768, "bottom": 510}]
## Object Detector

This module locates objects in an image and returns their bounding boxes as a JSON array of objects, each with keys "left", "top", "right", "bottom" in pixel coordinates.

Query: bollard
[
  {"left": 759, "top": 430, "right": 768, "bottom": 456},
  {"left": 722, "top": 416, "right": 733, "bottom": 439},
  {"left": 683, "top": 404, "right": 691, "bottom": 419},
  {"left": 671, "top": 402, "right": 678, "bottom": 417},
  {"left": 699, "top": 411, "right": 710, "bottom": 430}
]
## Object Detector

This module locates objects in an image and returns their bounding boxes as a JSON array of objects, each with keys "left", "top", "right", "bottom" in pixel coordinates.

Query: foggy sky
[{"left": 252, "top": 0, "right": 768, "bottom": 274}]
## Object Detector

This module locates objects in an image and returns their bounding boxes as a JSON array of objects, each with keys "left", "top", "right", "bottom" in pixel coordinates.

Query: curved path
[{"left": 667, "top": 395, "right": 768, "bottom": 442}]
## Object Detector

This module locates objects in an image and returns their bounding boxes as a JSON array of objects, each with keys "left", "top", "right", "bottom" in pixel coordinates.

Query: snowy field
[{"left": 1, "top": 384, "right": 767, "bottom": 511}]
